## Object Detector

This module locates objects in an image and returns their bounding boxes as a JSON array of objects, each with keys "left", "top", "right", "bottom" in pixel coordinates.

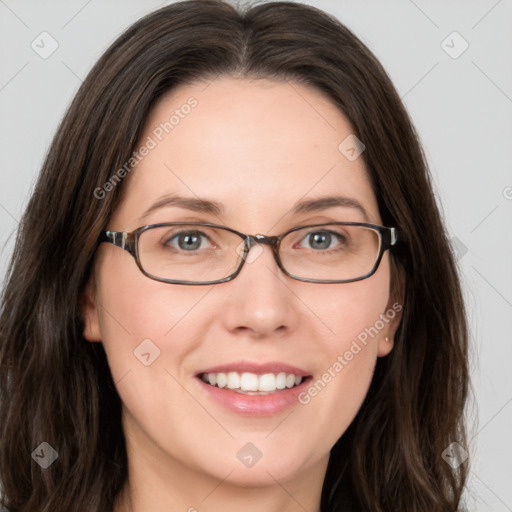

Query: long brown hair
[{"left": 0, "top": 1, "right": 469, "bottom": 510}]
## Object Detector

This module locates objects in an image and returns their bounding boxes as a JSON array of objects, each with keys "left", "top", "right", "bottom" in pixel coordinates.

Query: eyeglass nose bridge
[
  {"left": 250, "top": 233, "right": 279, "bottom": 246},
  {"left": 244, "top": 233, "right": 281, "bottom": 252},
  {"left": 241, "top": 234, "right": 282, "bottom": 265},
  {"left": 236, "top": 233, "right": 287, "bottom": 279}
]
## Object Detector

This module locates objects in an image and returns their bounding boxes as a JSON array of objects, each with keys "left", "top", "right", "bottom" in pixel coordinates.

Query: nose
[{"left": 220, "top": 241, "right": 299, "bottom": 338}]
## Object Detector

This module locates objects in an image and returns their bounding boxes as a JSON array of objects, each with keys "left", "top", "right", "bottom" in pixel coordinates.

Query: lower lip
[{"left": 196, "top": 376, "right": 312, "bottom": 417}]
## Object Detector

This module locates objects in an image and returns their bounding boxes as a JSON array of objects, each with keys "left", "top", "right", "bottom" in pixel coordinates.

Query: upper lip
[{"left": 196, "top": 361, "right": 311, "bottom": 377}]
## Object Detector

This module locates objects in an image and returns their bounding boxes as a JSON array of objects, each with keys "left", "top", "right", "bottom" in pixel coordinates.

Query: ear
[
  {"left": 377, "top": 264, "right": 405, "bottom": 357},
  {"left": 79, "top": 275, "right": 102, "bottom": 342}
]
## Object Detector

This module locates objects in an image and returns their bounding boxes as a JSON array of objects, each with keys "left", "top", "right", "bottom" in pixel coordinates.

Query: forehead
[{"left": 112, "top": 77, "right": 380, "bottom": 229}]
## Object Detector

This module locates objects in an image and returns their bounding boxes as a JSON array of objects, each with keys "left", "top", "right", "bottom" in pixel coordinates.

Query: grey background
[{"left": 0, "top": 0, "right": 511, "bottom": 509}]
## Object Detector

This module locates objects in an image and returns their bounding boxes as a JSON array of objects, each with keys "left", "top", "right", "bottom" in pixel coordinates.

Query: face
[{"left": 82, "top": 77, "right": 402, "bottom": 496}]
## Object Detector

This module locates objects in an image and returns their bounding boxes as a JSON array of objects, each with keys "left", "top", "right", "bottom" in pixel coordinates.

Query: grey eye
[
  {"left": 300, "top": 231, "right": 344, "bottom": 250},
  {"left": 307, "top": 232, "right": 332, "bottom": 250},
  {"left": 166, "top": 231, "right": 208, "bottom": 251}
]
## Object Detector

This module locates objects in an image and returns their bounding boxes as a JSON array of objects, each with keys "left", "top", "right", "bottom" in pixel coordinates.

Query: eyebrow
[
  {"left": 141, "top": 195, "right": 223, "bottom": 219},
  {"left": 140, "top": 194, "right": 369, "bottom": 222},
  {"left": 292, "top": 196, "right": 369, "bottom": 221}
]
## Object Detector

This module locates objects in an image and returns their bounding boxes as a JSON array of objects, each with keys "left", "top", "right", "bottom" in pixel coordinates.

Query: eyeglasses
[{"left": 98, "top": 221, "right": 398, "bottom": 285}]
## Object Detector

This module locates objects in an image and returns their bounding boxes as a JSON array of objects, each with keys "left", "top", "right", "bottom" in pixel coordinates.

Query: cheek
[
  {"left": 94, "top": 250, "right": 212, "bottom": 382},
  {"left": 311, "top": 258, "right": 391, "bottom": 349},
  {"left": 297, "top": 348, "right": 376, "bottom": 458},
  {"left": 94, "top": 255, "right": 215, "bottom": 460},
  {"left": 295, "top": 264, "right": 390, "bottom": 437}
]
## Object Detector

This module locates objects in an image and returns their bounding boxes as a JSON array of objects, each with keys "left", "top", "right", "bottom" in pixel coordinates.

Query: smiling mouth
[{"left": 198, "top": 371, "right": 311, "bottom": 395}]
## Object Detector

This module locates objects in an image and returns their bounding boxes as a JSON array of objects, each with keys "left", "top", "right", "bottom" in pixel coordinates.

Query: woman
[{"left": 0, "top": 1, "right": 469, "bottom": 510}]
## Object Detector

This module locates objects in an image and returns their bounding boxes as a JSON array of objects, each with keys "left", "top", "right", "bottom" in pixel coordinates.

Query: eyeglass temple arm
[
  {"left": 98, "top": 230, "right": 136, "bottom": 256},
  {"left": 384, "top": 227, "right": 399, "bottom": 248}
]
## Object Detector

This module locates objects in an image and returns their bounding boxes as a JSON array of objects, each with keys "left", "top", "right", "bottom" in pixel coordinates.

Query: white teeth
[
  {"left": 216, "top": 372, "right": 227, "bottom": 388},
  {"left": 240, "top": 372, "right": 259, "bottom": 391},
  {"left": 227, "top": 372, "right": 240, "bottom": 389},
  {"left": 200, "top": 371, "right": 305, "bottom": 392},
  {"left": 259, "top": 373, "right": 276, "bottom": 392},
  {"left": 276, "top": 372, "right": 286, "bottom": 390}
]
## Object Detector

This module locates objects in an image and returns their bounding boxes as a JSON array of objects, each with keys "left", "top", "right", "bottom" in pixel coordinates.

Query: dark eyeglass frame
[{"left": 98, "top": 221, "right": 399, "bottom": 285}]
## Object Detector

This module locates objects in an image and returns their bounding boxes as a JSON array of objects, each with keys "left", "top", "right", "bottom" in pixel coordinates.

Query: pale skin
[{"left": 81, "top": 76, "right": 403, "bottom": 512}]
